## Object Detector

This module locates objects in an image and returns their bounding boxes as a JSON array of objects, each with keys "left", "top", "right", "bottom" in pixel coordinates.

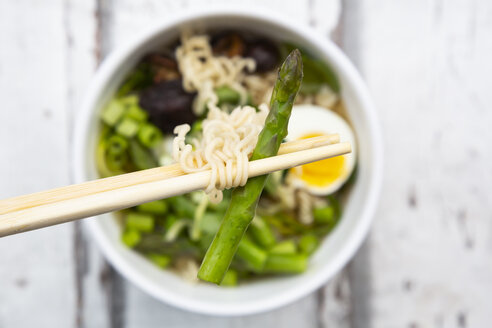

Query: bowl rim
[{"left": 72, "top": 5, "right": 383, "bottom": 316}]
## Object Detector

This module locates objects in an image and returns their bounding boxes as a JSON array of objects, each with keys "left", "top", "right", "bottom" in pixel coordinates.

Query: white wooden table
[{"left": 1, "top": 0, "right": 491, "bottom": 327}]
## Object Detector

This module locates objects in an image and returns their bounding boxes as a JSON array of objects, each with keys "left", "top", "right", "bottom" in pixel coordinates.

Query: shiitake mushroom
[
  {"left": 211, "top": 31, "right": 246, "bottom": 57},
  {"left": 143, "top": 54, "right": 180, "bottom": 83},
  {"left": 245, "top": 39, "right": 280, "bottom": 73},
  {"left": 139, "top": 80, "right": 196, "bottom": 134},
  {"left": 212, "top": 32, "right": 280, "bottom": 72}
]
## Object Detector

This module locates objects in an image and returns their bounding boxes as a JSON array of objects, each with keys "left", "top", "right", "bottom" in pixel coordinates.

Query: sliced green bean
[
  {"left": 270, "top": 240, "right": 297, "bottom": 255},
  {"left": 264, "top": 253, "right": 307, "bottom": 274},
  {"left": 298, "top": 234, "right": 319, "bottom": 255},
  {"left": 249, "top": 216, "right": 276, "bottom": 249},
  {"left": 147, "top": 253, "right": 171, "bottom": 268},
  {"left": 236, "top": 236, "right": 267, "bottom": 272},
  {"left": 220, "top": 269, "right": 238, "bottom": 286},
  {"left": 313, "top": 206, "right": 335, "bottom": 224}
]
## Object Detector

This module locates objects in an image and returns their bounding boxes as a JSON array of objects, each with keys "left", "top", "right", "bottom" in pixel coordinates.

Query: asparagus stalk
[{"left": 197, "top": 49, "right": 303, "bottom": 284}]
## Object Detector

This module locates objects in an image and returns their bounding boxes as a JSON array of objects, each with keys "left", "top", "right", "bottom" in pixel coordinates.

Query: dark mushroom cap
[
  {"left": 139, "top": 80, "right": 196, "bottom": 134},
  {"left": 245, "top": 39, "right": 280, "bottom": 73}
]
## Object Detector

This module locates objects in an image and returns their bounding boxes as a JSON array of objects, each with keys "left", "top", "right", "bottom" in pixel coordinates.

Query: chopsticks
[{"left": 0, "top": 134, "right": 350, "bottom": 237}]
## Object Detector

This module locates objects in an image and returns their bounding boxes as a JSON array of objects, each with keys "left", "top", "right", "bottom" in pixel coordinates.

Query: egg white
[{"left": 287, "top": 104, "right": 357, "bottom": 195}]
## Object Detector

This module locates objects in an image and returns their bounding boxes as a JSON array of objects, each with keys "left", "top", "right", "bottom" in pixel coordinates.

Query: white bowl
[{"left": 72, "top": 6, "right": 383, "bottom": 316}]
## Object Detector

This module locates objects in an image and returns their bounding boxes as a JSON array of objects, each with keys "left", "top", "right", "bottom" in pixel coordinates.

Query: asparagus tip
[{"left": 276, "top": 49, "right": 303, "bottom": 101}]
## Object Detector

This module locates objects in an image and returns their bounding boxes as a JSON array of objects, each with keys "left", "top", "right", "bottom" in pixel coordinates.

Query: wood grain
[
  {"left": 0, "top": 0, "right": 76, "bottom": 327},
  {"left": 0, "top": 141, "right": 350, "bottom": 237},
  {"left": 0, "top": 135, "right": 337, "bottom": 216},
  {"left": 356, "top": 0, "right": 492, "bottom": 327}
]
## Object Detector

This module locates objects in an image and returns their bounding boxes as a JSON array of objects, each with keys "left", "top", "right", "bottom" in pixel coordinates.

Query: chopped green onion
[
  {"left": 220, "top": 269, "right": 238, "bottom": 286},
  {"left": 264, "top": 253, "right": 307, "bottom": 274},
  {"left": 106, "top": 134, "right": 128, "bottom": 156},
  {"left": 137, "top": 200, "right": 168, "bottom": 215},
  {"left": 313, "top": 206, "right": 335, "bottom": 224},
  {"left": 270, "top": 240, "right": 297, "bottom": 255},
  {"left": 147, "top": 253, "right": 171, "bottom": 268},
  {"left": 125, "top": 104, "right": 148, "bottom": 122},
  {"left": 137, "top": 123, "right": 163, "bottom": 148},
  {"left": 116, "top": 117, "right": 140, "bottom": 138},
  {"left": 122, "top": 229, "right": 141, "bottom": 248},
  {"left": 96, "top": 138, "right": 124, "bottom": 178},
  {"left": 126, "top": 212, "right": 154, "bottom": 232},
  {"left": 236, "top": 236, "right": 267, "bottom": 272},
  {"left": 120, "top": 95, "right": 139, "bottom": 107},
  {"left": 249, "top": 216, "right": 276, "bottom": 249},
  {"left": 298, "top": 234, "right": 319, "bottom": 255},
  {"left": 101, "top": 100, "right": 125, "bottom": 126},
  {"left": 106, "top": 152, "right": 127, "bottom": 171},
  {"left": 128, "top": 140, "right": 158, "bottom": 170}
]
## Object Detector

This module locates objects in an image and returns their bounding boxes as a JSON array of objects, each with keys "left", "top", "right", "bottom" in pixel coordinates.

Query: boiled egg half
[{"left": 287, "top": 104, "right": 357, "bottom": 195}]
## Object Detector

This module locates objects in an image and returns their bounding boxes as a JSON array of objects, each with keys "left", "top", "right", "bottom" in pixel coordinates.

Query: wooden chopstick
[
  {"left": 0, "top": 134, "right": 339, "bottom": 216},
  {"left": 0, "top": 136, "right": 349, "bottom": 237}
]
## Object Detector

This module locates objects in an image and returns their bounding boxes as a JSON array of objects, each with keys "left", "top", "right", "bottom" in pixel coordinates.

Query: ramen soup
[{"left": 96, "top": 30, "right": 357, "bottom": 286}]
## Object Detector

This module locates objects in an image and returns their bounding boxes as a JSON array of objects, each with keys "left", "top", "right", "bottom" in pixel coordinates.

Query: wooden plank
[
  {"left": 64, "top": 1, "right": 125, "bottom": 327},
  {"left": 123, "top": 282, "right": 319, "bottom": 327},
  {"left": 353, "top": 0, "right": 492, "bottom": 327},
  {"left": 0, "top": 0, "right": 75, "bottom": 327}
]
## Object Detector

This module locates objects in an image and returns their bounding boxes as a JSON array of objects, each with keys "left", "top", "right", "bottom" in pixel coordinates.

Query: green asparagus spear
[{"left": 197, "top": 50, "right": 303, "bottom": 284}]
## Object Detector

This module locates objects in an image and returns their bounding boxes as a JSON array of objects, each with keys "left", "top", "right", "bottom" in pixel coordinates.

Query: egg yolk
[{"left": 292, "top": 133, "right": 346, "bottom": 187}]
